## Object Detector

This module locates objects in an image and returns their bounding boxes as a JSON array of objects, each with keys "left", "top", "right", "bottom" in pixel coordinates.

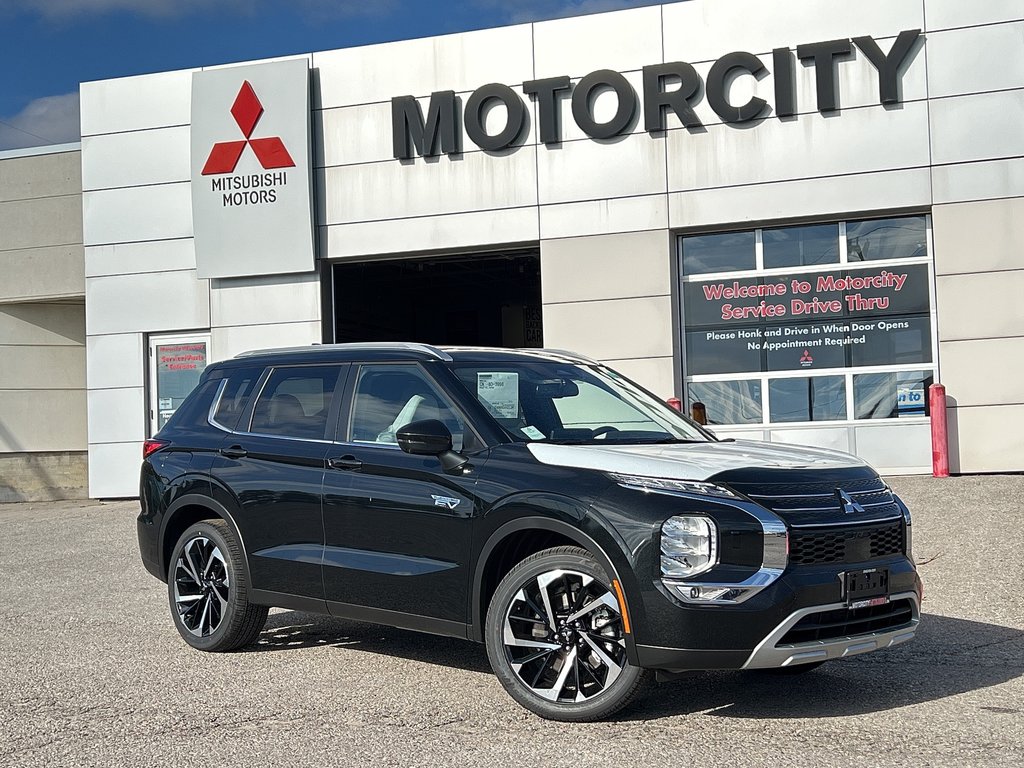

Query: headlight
[
  {"left": 660, "top": 516, "right": 717, "bottom": 579},
  {"left": 610, "top": 474, "right": 738, "bottom": 499}
]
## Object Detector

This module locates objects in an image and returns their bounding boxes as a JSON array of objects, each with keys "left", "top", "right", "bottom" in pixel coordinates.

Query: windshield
[{"left": 451, "top": 361, "right": 709, "bottom": 444}]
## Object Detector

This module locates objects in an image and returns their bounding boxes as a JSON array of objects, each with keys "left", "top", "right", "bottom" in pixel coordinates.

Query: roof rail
[
  {"left": 537, "top": 348, "right": 600, "bottom": 365},
  {"left": 234, "top": 342, "right": 453, "bottom": 361}
]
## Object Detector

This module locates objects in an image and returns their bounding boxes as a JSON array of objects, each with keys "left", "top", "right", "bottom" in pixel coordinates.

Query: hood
[{"left": 526, "top": 439, "right": 866, "bottom": 481}]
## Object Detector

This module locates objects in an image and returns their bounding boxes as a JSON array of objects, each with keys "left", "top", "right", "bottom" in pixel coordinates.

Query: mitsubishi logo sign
[
  {"left": 201, "top": 81, "right": 295, "bottom": 176},
  {"left": 190, "top": 59, "right": 314, "bottom": 280}
]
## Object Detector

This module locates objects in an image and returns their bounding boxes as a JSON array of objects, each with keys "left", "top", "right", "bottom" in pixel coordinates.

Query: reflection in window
[
  {"left": 769, "top": 376, "right": 846, "bottom": 422},
  {"left": 847, "top": 216, "right": 927, "bottom": 261},
  {"left": 212, "top": 367, "right": 263, "bottom": 431},
  {"left": 681, "top": 231, "right": 756, "bottom": 275},
  {"left": 763, "top": 224, "right": 839, "bottom": 269},
  {"left": 687, "top": 380, "right": 762, "bottom": 425},
  {"left": 250, "top": 366, "right": 341, "bottom": 439},
  {"left": 349, "top": 364, "right": 465, "bottom": 450},
  {"left": 854, "top": 370, "right": 933, "bottom": 419}
]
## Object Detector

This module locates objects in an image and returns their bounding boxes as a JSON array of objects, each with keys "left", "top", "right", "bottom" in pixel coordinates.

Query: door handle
[
  {"left": 220, "top": 445, "right": 248, "bottom": 459},
  {"left": 328, "top": 455, "right": 363, "bottom": 471}
]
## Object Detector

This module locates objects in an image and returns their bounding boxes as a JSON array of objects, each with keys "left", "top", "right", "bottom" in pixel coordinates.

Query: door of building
[{"left": 148, "top": 332, "right": 211, "bottom": 436}]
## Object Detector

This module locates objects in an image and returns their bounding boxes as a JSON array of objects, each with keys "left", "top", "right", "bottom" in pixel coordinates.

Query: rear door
[{"left": 210, "top": 363, "right": 348, "bottom": 599}]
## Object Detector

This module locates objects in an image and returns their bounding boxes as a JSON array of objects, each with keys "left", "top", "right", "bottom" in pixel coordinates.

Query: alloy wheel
[
  {"left": 502, "top": 569, "right": 627, "bottom": 703},
  {"left": 173, "top": 536, "right": 230, "bottom": 637}
]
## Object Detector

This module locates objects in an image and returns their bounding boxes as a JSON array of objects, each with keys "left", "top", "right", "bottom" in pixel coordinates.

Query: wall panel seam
[
  {"left": 543, "top": 293, "right": 672, "bottom": 307},
  {"left": 83, "top": 178, "right": 190, "bottom": 194},
  {"left": 0, "top": 191, "right": 81, "bottom": 205},
  {"left": 938, "top": 334, "right": 1024, "bottom": 344},
  {"left": 80, "top": 123, "right": 191, "bottom": 140}
]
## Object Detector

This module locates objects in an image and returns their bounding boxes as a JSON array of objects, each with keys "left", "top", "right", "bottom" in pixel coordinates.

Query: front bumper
[
  {"left": 632, "top": 556, "right": 921, "bottom": 670},
  {"left": 741, "top": 591, "right": 920, "bottom": 669}
]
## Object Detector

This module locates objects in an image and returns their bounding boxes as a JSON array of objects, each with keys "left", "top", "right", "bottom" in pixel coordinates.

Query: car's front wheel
[
  {"left": 485, "top": 546, "right": 651, "bottom": 721},
  {"left": 167, "top": 519, "right": 268, "bottom": 652}
]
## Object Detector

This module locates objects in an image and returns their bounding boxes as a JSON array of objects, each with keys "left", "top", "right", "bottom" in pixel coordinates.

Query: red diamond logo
[
  {"left": 202, "top": 80, "right": 296, "bottom": 176},
  {"left": 230, "top": 81, "right": 263, "bottom": 139}
]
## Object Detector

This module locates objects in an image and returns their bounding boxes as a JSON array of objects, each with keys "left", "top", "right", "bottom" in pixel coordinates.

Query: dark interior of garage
[{"left": 330, "top": 250, "right": 543, "bottom": 348}]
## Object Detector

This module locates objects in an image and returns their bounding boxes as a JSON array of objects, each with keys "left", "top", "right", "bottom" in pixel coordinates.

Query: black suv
[{"left": 138, "top": 343, "right": 921, "bottom": 721}]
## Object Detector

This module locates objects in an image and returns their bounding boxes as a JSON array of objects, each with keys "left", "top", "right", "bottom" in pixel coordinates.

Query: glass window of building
[
  {"left": 680, "top": 231, "right": 755, "bottom": 275},
  {"left": 846, "top": 215, "right": 927, "bottom": 262},
  {"left": 679, "top": 214, "right": 936, "bottom": 427},
  {"left": 762, "top": 223, "right": 840, "bottom": 269}
]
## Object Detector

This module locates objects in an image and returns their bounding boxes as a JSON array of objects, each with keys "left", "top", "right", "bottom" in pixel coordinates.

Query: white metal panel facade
[{"left": 79, "top": 0, "right": 1024, "bottom": 495}]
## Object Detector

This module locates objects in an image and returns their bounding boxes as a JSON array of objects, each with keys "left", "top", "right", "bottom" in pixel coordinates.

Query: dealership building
[{"left": 1, "top": 0, "right": 1022, "bottom": 500}]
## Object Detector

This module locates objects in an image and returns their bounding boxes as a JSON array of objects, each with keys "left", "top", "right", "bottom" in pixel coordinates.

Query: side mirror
[
  {"left": 397, "top": 419, "right": 453, "bottom": 455},
  {"left": 396, "top": 419, "right": 469, "bottom": 473}
]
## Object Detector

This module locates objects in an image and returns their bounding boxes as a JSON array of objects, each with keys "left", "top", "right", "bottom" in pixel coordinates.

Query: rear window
[
  {"left": 211, "top": 367, "right": 265, "bottom": 432},
  {"left": 159, "top": 379, "right": 222, "bottom": 433},
  {"left": 248, "top": 365, "right": 342, "bottom": 440}
]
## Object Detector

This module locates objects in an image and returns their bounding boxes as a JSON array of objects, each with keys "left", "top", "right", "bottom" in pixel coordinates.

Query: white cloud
[
  {"left": 0, "top": 0, "right": 395, "bottom": 19},
  {"left": 0, "top": 92, "right": 80, "bottom": 151},
  {"left": 472, "top": 0, "right": 669, "bottom": 25}
]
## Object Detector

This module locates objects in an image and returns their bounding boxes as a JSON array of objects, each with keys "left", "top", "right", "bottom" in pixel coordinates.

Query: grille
[
  {"left": 789, "top": 520, "right": 905, "bottom": 565},
  {"left": 746, "top": 481, "right": 895, "bottom": 514},
  {"left": 779, "top": 598, "right": 915, "bottom": 645}
]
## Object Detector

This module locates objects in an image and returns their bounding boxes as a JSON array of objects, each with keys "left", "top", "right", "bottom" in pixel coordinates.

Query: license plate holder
[{"left": 845, "top": 567, "right": 889, "bottom": 609}]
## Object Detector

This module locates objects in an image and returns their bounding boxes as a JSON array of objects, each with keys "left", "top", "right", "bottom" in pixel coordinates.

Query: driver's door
[{"left": 321, "top": 362, "right": 481, "bottom": 632}]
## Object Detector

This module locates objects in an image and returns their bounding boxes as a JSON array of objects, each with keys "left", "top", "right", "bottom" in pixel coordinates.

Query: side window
[
  {"left": 211, "top": 367, "right": 265, "bottom": 431},
  {"left": 348, "top": 364, "right": 466, "bottom": 451},
  {"left": 249, "top": 365, "right": 341, "bottom": 440}
]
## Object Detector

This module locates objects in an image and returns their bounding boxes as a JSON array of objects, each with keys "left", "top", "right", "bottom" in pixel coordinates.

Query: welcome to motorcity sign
[
  {"left": 191, "top": 59, "right": 315, "bottom": 279},
  {"left": 392, "top": 30, "right": 921, "bottom": 159}
]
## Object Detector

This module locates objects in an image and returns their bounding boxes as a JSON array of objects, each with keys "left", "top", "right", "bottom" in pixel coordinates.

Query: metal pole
[{"left": 929, "top": 383, "right": 949, "bottom": 477}]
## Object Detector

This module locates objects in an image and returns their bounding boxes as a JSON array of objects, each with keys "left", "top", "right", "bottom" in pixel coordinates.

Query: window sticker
[
  {"left": 521, "top": 425, "right": 545, "bottom": 439},
  {"left": 477, "top": 372, "right": 519, "bottom": 418}
]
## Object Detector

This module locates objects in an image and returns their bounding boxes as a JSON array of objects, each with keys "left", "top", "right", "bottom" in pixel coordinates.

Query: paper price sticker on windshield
[{"left": 477, "top": 372, "right": 519, "bottom": 419}]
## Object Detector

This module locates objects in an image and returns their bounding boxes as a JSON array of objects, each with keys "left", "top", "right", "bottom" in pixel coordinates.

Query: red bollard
[
  {"left": 929, "top": 383, "right": 949, "bottom": 478},
  {"left": 666, "top": 397, "right": 682, "bottom": 412}
]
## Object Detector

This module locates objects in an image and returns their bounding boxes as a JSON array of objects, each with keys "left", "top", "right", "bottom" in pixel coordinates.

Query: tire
[
  {"left": 166, "top": 519, "right": 268, "bottom": 652},
  {"left": 485, "top": 546, "right": 651, "bottom": 721}
]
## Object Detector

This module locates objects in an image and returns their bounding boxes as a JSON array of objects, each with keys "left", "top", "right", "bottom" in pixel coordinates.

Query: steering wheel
[{"left": 591, "top": 426, "right": 620, "bottom": 439}]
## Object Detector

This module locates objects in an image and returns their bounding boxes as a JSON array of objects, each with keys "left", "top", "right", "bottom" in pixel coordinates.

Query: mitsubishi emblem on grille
[{"left": 837, "top": 489, "right": 866, "bottom": 514}]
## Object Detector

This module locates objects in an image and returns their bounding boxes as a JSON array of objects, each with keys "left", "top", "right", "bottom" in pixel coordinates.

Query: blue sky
[{"left": 0, "top": 0, "right": 673, "bottom": 151}]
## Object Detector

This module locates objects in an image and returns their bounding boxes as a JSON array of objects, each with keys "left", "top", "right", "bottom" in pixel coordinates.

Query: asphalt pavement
[{"left": 1, "top": 475, "right": 1022, "bottom": 767}]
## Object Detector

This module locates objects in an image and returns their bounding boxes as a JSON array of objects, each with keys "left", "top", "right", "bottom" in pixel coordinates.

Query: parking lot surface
[{"left": 1, "top": 475, "right": 1022, "bottom": 767}]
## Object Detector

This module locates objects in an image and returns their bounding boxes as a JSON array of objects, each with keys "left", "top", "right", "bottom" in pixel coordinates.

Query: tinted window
[
  {"left": 846, "top": 215, "right": 927, "bottom": 261},
  {"left": 161, "top": 379, "right": 222, "bottom": 432},
  {"left": 249, "top": 366, "right": 341, "bottom": 439},
  {"left": 211, "top": 367, "right": 265, "bottom": 431},
  {"left": 681, "top": 231, "right": 756, "bottom": 275},
  {"left": 687, "top": 380, "right": 762, "bottom": 425},
  {"left": 763, "top": 224, "right": 839, "bottom": 269},
  {"left": 348, "top": 364, "right": 466, "bottom": 451},
  {"left": 769, "top": 376, "right": 846, "bottom": 422}
]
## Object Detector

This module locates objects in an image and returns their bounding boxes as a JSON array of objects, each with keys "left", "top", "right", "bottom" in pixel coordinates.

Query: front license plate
[{"left": 845, "top": 567, "right": 889, "bottom": 609}]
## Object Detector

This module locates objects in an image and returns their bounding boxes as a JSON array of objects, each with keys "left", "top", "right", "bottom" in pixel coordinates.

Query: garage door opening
[{"left": 330, "top": 250, "right": 542, "bottom": 348}]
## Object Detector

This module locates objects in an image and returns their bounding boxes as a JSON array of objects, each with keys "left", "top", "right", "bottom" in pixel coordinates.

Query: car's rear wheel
[
  {"left": 167, "top": 520, "right": 268, "bottom": 652},
  {"left": 485, "top": 546, "right": 650, "bottom": 721}
]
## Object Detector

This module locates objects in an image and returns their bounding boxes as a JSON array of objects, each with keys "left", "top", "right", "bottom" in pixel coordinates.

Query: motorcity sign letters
[
  {"left": 392, "top": 29, "right": 921, "bottom": 159},
  {"left": 683, "top": 263, "right": 932, "bottom": 375}
]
